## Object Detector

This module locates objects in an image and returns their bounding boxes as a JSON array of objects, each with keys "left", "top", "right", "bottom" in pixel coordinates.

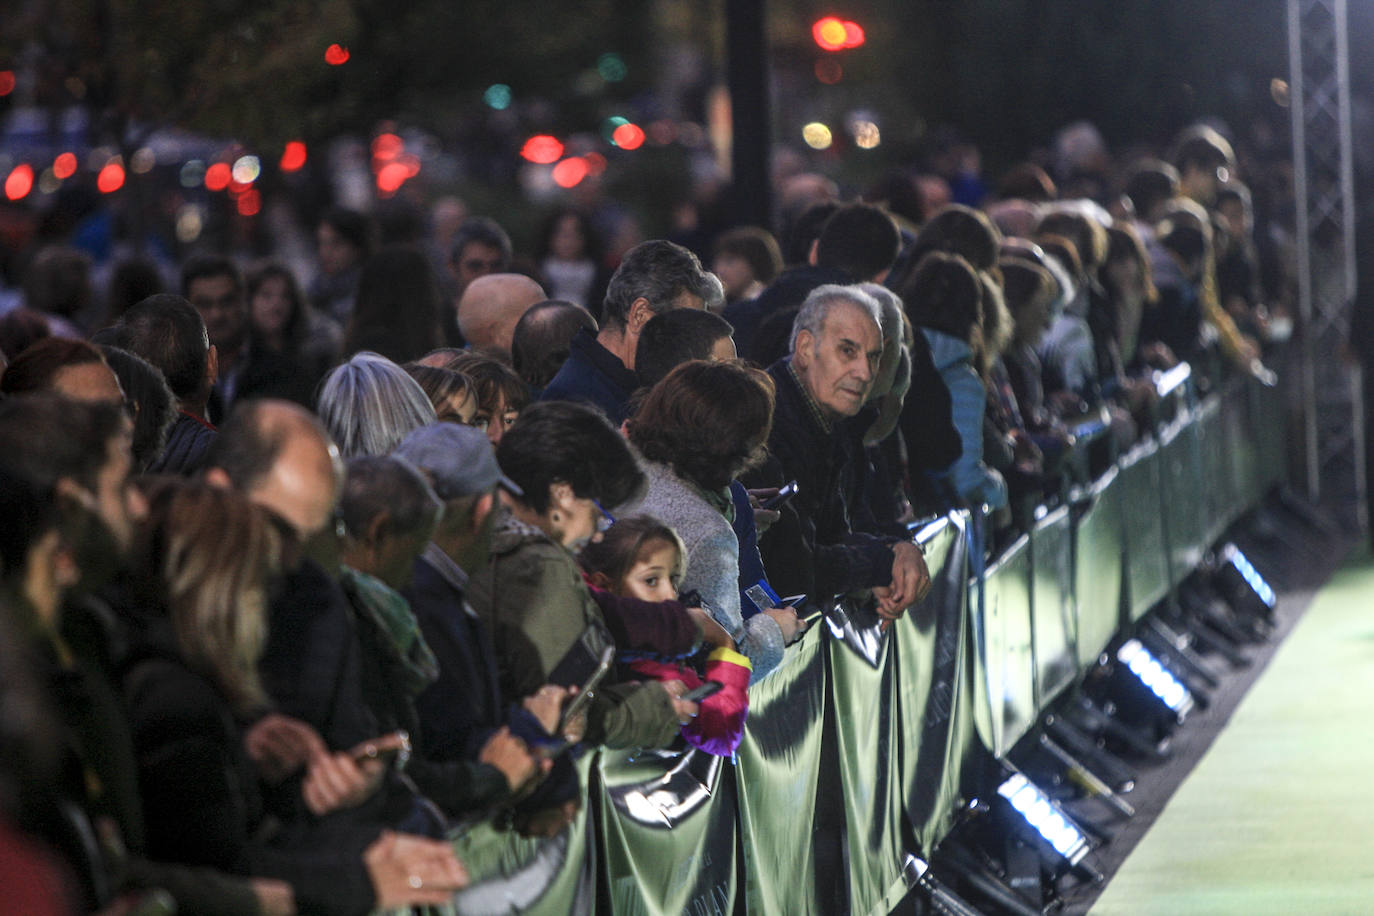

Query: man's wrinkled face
[
  {"left": 189, "top": 274, "right": 247, "bottom": 353},
  {"left": 795, "top": 301, "right": 882, "bottom": 420}
]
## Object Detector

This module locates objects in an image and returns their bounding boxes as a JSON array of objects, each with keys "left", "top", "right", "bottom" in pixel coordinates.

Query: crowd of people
[{"left": 0, "top": 119, "right": 1291, "bottom": 914}]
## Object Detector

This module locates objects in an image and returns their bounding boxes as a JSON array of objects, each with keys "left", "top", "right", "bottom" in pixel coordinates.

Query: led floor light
[
  {"left": 1116, "top": 638, "right": 1194, "bottom": 717},
  {"left": 997, "top": 771, "right": 1091, "bottom": 866},
  {"left": 1215, "top": 543, "right": 1277, "bottom": 620}
]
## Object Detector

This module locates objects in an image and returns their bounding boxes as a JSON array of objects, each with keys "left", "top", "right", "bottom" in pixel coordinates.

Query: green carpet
[{"left": 1091, "top": 551, "right": 1374, "bottom": 915}]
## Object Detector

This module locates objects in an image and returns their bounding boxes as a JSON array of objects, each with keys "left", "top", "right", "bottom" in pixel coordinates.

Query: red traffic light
[{"left": 813, "top": 16, "right": 864, "bottom": 51}]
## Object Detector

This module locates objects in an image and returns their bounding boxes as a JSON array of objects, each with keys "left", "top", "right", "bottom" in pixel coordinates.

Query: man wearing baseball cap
[{"left": 394, "top": 423, "right": 561, "bottom": 818}]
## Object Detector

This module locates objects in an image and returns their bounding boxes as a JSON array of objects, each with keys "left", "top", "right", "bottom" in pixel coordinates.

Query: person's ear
[
  {"left": 469, "top": 492, "right": 495, "bottom": 533},
  {"left": 206, "top": 344, "right": 220, "bottom": 389},
  {"left": 548, "top": 482, "right": 576, "bottom": 522},
  {"left": 793, "top": 329, "right": 815, "bottom": 368},
  {"left": 549, "top": 481, "right": 575, "bottom": 507},
  {"left": 365, "top": 512, "right": 389, "bottom": 552},
  {"left": 807, "top": 239, "right": 820, "bottom": 266},
  {"left": 627, "top": 298, "right": 654, "bottom": 333}
]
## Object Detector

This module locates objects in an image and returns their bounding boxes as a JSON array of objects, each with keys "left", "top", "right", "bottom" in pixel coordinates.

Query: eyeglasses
[{"left": 593, "top": 499, "right": 616, "bottom": 533}]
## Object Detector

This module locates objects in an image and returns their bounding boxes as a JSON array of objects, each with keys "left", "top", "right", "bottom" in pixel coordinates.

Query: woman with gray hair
[{"left": 316, "top": 351, "right": 437, "bottom": 457}]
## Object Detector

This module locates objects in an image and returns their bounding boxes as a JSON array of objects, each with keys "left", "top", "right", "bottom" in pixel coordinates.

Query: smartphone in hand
[{"left": 761, "top": 480, "right": 799, "bottom": 510}]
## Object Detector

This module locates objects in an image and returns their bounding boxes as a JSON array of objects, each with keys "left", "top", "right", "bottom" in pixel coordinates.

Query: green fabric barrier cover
[
  {"left": 733, "top": 624, "right": 838, "bottom": 914},
  {"left": 1072, "top": 466, "right": 1126, "bottom": 670},
  {"left": 1119, "top": 439, "right": 1170, "bottom": 619},
  {"left": 1030, "top": 504, "right": 1077, "bottom": 711},
  {"left": 447, "top": 752, "right": 598, "bottom": 916},
  {"left": 976, "top": 534, "right": 1035, "bottom": 758},
  {"left": 896, "top": 516, "right": 980, "bottom": 857},
  {"left": 1224, "top": 384, "right": 1261, "bottom": 510},
  {"left": 1159, "top": 416, "right": 1206, "bottom": 585},
  {"left": 827, "top": 614, "right": 912, "bottom": 916},
  {"left": 594, "top": 748, "right": 738, "bottom": 915},
  {"left": 1196, "top": 397, "right": 1234, "bottom": 546}
]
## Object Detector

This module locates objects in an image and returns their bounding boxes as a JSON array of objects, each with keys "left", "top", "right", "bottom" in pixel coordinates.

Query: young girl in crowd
[{"left": 580, "top": 516, "right": 752, "bottom": 758}]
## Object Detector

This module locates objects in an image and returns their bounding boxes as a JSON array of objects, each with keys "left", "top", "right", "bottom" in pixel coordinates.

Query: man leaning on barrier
[{"left": 745, "top": 284, "right": 932, "bottom": 628}]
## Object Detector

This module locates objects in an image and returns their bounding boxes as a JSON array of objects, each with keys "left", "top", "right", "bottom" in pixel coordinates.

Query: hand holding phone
[
  {"left": 679, "top": 680, "right": 724, "bottom": 703},
  {"left": 761, "top": 480, "right": 799, "bottom": 510}
]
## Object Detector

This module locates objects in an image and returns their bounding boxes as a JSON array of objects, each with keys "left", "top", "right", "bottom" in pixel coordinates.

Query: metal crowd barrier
[{"left": 452, "top": 371, "right": 1286, "bottom": 916}]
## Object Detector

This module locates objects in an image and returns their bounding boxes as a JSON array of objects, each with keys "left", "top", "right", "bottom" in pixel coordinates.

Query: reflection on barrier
[{"left": 471, "top": 374, "right": 1285, "bottom": 915}]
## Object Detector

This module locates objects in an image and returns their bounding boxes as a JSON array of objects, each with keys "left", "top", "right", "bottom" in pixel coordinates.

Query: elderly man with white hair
[{"left": 745, "top": 284, "right": 931, "bottom": 628}]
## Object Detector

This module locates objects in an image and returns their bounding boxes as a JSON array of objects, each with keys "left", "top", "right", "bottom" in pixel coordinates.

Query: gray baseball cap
[{"left": 392, "top": 421, "right": 522, "bottom": 500}]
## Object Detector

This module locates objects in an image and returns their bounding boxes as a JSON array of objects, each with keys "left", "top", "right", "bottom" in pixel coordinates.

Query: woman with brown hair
[
  {"left": 442, "top": 351, "right": 529, "bottom": 448},
  {"left": 622, "top": 359, "right": 800, "bottom": 681}
]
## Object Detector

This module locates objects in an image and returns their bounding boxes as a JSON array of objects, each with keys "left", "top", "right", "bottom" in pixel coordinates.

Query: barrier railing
[{"left": 454, "top": 371, "right": 1286, "bottom": 916}]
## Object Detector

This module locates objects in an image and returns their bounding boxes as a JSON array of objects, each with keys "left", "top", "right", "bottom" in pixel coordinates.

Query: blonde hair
[{"left": 140, "top": 480, "right": 282, "bottom": 714}]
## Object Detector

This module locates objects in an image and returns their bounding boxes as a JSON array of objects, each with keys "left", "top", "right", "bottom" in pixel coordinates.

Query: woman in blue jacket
[{"left": 899, "top": 252, "right": 1009, "bottom": 512}]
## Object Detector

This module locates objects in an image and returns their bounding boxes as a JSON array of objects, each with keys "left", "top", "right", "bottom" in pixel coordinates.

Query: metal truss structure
[{"left": 1288, "top": 0, "right": 1364, "bottom": 521}]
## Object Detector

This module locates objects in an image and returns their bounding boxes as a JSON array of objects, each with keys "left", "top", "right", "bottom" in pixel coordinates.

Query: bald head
[
  {"left": 456, "top": 273, "right": 546, "bottom": 357},
  {"left": 205, "top": 399, "right": 343, "bottom": 539}
]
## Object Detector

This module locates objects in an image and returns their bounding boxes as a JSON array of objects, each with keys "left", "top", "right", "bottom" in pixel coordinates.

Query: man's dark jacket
[
  {"left": 743, "top": 360, "right": 899, "bottom": 606},
  {"left": 538, "top": 327, "right": 639, "bottom": 425}
]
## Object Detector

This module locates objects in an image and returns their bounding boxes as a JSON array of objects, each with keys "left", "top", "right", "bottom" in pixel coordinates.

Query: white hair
[
  {"left": 789, "top": 284, "right": 883, "bottom": 355},
  {"left": 317, "top": 351, "right": 437, "bottom": 457}
]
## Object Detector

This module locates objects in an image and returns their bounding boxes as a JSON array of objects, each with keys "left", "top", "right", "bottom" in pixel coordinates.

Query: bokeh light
[
  {"left": 597, "top": 53, "right": 627, "bottom": 82},
  {"left": 602, "top": 116, "right": 629, "bottom": 143},
  {"left": 97, "top": 161, "right": 125, "bottom": 193},
  {"left": 842, "top": 21, "right": 865, "bottom": 47},
  {"left": 813, "top": 17, "right": 848, "bottom": 51},
  {"left": 5, "top": 164, "right": 34, "bottom": 201},
  {"left": 372, "top": 133, "right": 403, "bottom": 162},
  {"left": 130, "top": 147, "right": 156, "bottom": 175},
  {"left": 325, "top": 44, "right": 350, "bottom": 66},
  {"left": 0, "top": 71, "right": 15, "bottom": 96},
  {"left": 176, "top": 205, "right": 204, "bottom": 243},
  {"left": 1271, "top": 78, "right": 1290, "bottom": 107},
  {"left": 520, "top": 135, "right": 564, "bottom": 164},
  {"left": 802, "top": 122, "right": 833, "bottom": 150},
  {"left": 52, "top": 152, "right": 78, "bottom": 180},
  {"left": 204, "top": 162, "right": 232, "bottom": 191},
  {"left": 376, "top": 161, "right": 410, "bottom": 194},
  {"left": 815, "top": 59, "right": 843, "bottom": 84},
  {"left": 484, "top": 84, "right": 512, "bottom": 110},
  {"left": 236, "top": 188, "right": 262, "bottom": 217},
  {"left": 552, "top": 157, "right": 589, "bottom": 188},
  {"left": 583, "top": 152, "right": 608, "bottom": 176},
  {"left": 180, "top": 160, "right": 206, "bottom": 188},
  {"left": 38, "top": 168, "right": 60, "bottom": 195},
  {"left": 280, "top": 141, "right": 307, "bottom": 173},
  {"left": 648, "top": 120, "right": 677, "bottom": 145},
  {"left": 612, "top": 122, "right": 645, "bottom": 150},
  {"left": 232, "top": 155, "right": 261, "bottom": 184},
  {"left": 851, "top": 120, "right": 881, "bottom": 149}
]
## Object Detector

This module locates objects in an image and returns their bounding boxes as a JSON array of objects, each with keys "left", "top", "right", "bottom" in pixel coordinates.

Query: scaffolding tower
[{"left": 1288, "top": 0, "right": 1364, "bottom": 522}]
